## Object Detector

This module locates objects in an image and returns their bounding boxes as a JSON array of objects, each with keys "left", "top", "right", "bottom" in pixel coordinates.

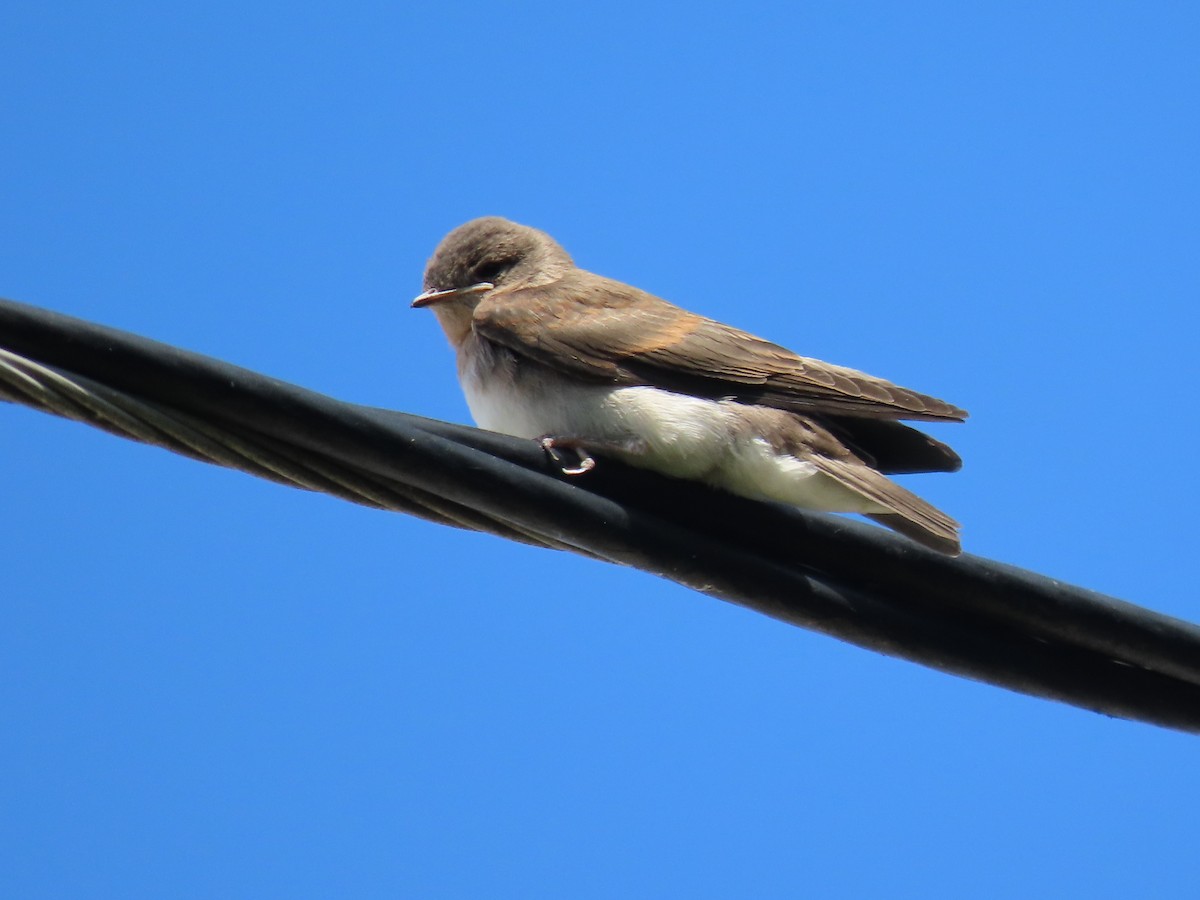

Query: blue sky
[{"left": 2, "top": 2, "right": 1197, "bottom": 897}]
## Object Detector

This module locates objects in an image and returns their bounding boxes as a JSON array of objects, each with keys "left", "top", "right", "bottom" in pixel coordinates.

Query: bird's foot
[
  {"left": 539, "top": 436, "right": 596, "bottom": 475},
  {"left": 537, "top": 435, "right": 650, "bottom": 476}
]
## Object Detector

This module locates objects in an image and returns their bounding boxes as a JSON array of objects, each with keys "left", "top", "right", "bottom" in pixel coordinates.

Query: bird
[{"left": 413, "top": 217, "right": 968, "bottom": 555}]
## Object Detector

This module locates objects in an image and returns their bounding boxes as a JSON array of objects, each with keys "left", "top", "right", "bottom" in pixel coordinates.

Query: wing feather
[{"left": 474, "top": 274, "right": 967, "bottom": 422}]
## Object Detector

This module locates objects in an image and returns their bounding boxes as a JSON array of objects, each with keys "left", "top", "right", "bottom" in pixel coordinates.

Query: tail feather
[
  {"left": 809, "top": 454, "right": 962, "bottom": 557},
  {"left": 866, "top": 512, "right": 961, "bottom": 556}
]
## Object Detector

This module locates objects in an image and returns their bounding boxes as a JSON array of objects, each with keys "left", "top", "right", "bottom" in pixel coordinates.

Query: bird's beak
[{"left": 411, "top": 282, "right": 495, "bottom": 309}]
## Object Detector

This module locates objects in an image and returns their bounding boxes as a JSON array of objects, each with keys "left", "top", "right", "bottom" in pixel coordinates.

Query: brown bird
[{"left": 413, "top": 217, "right": 968, "bottom": 555}]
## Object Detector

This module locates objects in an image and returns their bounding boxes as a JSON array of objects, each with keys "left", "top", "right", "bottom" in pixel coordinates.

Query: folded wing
[{"left": 474, "top": 273, "right": 968, "bottom": 425}]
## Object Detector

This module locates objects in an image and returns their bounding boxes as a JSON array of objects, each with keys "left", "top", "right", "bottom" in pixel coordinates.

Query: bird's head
[{"left": 413, "top": 217, "right": 574, "bottom": 345}]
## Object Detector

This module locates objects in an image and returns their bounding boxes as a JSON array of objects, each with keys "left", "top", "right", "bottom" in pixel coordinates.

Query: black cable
[{"left": 2, "top": 296, "right": 1198, "bottom": 733}]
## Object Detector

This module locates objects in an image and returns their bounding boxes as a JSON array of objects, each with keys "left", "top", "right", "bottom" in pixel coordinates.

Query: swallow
[{"left": 414, "top": 217, "right": 967, "bottom": 555}]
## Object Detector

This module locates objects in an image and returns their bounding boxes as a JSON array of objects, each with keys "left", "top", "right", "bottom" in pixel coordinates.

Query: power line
[{"left": 3, "top": 296, "right": 1198, "bottom": 733}]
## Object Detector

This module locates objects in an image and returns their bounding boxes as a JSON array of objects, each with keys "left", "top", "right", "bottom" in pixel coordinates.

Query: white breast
[{"left": 464, "top": 361, "right": 735, "bottom": 480}]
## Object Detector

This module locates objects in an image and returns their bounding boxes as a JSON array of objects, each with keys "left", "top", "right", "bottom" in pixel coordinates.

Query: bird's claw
[{"left": 539, "top": 436, "right": 596, "bottom": 476}]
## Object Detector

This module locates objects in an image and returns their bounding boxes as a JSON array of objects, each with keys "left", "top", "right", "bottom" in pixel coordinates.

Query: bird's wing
[{"left": 473, "top": 274, "right": 967, "bottom": 422}]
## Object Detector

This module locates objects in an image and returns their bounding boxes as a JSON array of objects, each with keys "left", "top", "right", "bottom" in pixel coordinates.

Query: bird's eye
[{"left": 472, "top": 259, "right": 511, "bottom": 284}]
